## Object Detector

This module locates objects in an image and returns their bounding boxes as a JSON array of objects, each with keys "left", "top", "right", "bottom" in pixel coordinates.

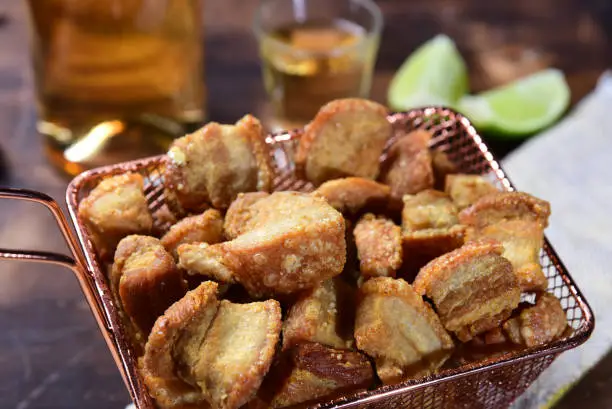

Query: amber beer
[
  {"left": 27, "top": 0, "right": 205, "bottom": 175},
  {"left": 254, "top": 0, "right": 382, "bottom": 131}
]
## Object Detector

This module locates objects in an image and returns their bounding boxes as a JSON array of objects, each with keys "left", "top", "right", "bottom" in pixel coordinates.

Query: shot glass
[{"left": 253, "top": 0, "right": 383, "bottom": 131}]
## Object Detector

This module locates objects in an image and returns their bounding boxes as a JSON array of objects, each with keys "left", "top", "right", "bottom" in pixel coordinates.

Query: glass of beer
[
  {"left": 27, "top": 0, "right": 205, "bottom": 176},
  {"left": 253, "top": 0, "right": 383, "bottom": 131}
]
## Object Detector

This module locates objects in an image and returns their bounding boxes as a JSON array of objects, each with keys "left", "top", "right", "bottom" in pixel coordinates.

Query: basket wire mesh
[{"left": 59, "top": 107, "right": 594, "bottom": 409}]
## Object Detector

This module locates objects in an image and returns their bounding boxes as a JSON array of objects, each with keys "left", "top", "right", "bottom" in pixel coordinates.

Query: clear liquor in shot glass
[{"left": 253, "top": 0, "right": 383, "bottom": 131}]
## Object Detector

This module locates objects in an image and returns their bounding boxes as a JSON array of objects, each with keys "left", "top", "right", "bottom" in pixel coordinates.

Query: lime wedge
[
  {"left": 458, "top": 69, "right": 570, "bottom": 137},
  {"left": 388, "top": 34, "right": 468, "bottom": 111}
]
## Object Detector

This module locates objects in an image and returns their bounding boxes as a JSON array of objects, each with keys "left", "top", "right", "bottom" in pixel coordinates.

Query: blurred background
[{"left": 0, "top": 0, "right": 611, "bottom": 408}]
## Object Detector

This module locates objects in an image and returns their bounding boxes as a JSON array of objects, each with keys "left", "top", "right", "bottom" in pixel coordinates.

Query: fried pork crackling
[{"left": 178, "top": 192, "right": 346, "bottom": 297}]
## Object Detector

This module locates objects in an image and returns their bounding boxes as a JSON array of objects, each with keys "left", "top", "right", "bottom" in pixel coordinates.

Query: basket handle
[
  {"left": 0, "top": 187, "right": 152, "bottom": 408},
  {"left": 0, "top": 187, "right": 112, "bottom": 332}
]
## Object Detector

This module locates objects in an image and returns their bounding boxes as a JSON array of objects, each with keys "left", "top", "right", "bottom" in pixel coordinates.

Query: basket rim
[{"left": 64, "top": 107, "right": 595, "bottom": 409}]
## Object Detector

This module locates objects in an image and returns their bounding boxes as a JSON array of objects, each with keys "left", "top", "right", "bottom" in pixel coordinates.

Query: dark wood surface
[{"left": 0, "top": 1, "right": 611, "bottom": 408}]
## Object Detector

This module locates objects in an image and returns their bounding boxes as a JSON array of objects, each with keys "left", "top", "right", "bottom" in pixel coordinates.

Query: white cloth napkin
[{"left": 507, "top": 72, "right": 612, "bottom": 408}]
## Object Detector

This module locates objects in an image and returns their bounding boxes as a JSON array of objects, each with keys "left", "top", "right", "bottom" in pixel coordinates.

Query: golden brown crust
[
  {"left": 223, "top": 192, "right": 270, "bottom": 240},
  {"left": 140, "top": 281, "right": 220, "bottom": 409},
  {"left": 177, "top": 242, "right": 237, "bottom": 284},
  {"left": 164, "top": 115, "right": 274, "bottom": 212},
  {"left": 413, "top": 239, "right": 502, "bottom": 294},
  {"left": 78, "top": 173, "right": 153, "bottom": 260},
  {"left": 178, "top": 192, "right": 347, "bottom": 298},
  {"left": 267, "top": 343, "right": 374, "bottom": 408},
  {"left": 195, "top": 299, "right": 282, "bottom": 409},
  {"left": 236, "top": 114, "right": 275, "bottom": 193},
  {"left": 431, "top": 150, "right": 458, "bottom": 190},
  {"left": 163, "top": 186, "right": 201, "bottom": 219},
  {"left": 354, "top": 214, "right": 402, "bottom": 279},
  {"left": 110, "top": 235, "right": 187, "bottom": 353},
  {"left": 401, "top": 190, "right": 465, "bottom": 275},
  {"left": 413, "top": 240, "right": 521, "bottom": 342},
  {"left": 295, "top": 98, "right": 391, "bottom": 185},
  {"left": 282, "top": 278, "right": 355, "bottom": 351},
  {"left": 458, "top": 191, "right": 551, "bottom": 229},
  {"left": 444, "top": 174, "right": 499, "bottom": 210},
  {"left": 355, "top": 278, "right": 454, "bottom": 384},
  {"left": 503, "top": 292, "right": 568, "bottom": 347},
  {"left": 141, "top": 284, "right": 281, "bottom": 409},
  {"left": 161, "top": 209, "right": 224, "bottom": 257},
  {"left": 474, "top": 220, "right": 548, "bottom": 291},
  {"left": 482, "top": 327, "right": 508, "bottom": 345},
  {"left": 402, "top": 190, "right": 460, "bottom": 233},
  {"left": 313, "top": 177, "right": 391, "bottom": 216},
  {"left": 460, "top": 191, "right": 551, "bottom": 292},
  {"left": 503, "top": 316, "right": 523, "bottom": 345},
  {"left": 400, "top": 227, "right": 465, "bottom": 280},
  {"left": 163, "top": 128, "right": 210, "bottom": 213},
  {"left": 380, "top": 130, "right": 434, "bottom": 199}
]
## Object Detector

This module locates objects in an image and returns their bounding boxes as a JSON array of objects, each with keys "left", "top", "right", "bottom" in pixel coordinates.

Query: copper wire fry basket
[{"left": 0, "top": 108, "right": 594, "bottom": 409}]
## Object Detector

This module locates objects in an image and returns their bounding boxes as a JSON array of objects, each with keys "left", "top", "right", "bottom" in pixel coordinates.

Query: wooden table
[{"left": 0, "top": 1, "right": 610, "bottom": 408}]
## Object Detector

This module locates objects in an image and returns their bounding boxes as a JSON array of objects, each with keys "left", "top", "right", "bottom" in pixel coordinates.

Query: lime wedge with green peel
[
  {"left": 457, "top": 69, "right": 570, "bottom": 137},
  {"left": 388, "top": 34, "right": 468, "bottom": 111}
]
